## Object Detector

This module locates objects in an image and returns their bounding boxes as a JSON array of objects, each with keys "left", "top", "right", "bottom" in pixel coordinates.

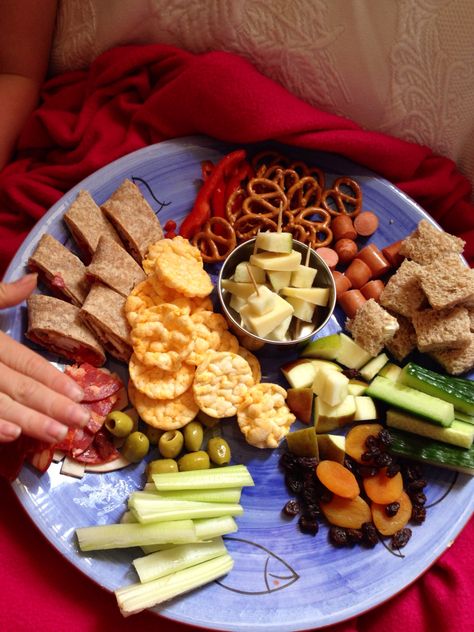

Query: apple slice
[
  {"left": 255, "top": 231, "right": 293, "bottom": 253},
  {"left": 317, "top": 434, "right": 346, "bottom": 464},
  {"left": 378, "top": 362, "right": 402, "bottom": 382},
  {"left": 250, "top": 250, "right": 302, "bottom": 271},
  {"left": 286, "top": 426, "right": 318, "bottom": 457},
  {"left": 285, "top": 296, "right": 315, "bottom": 322},
  {"left": 359, "top": 353, "right": 389, "bottom": 382},
  {"left": 286, "top": 387, "right": 313, "bottom": 424},
  {"left": 291, "top": 265, "right": 318, "bottom": 288},
  {"left": 267, "top": 270, "right": 292, "bottom": 292},
  {"left": 335, "top": 333, "right": 372, "bottom": 369},
  {"left": 240, "top": 294, "right": 294, "bottom": 338},
  {"left": 347, "top": 379, "right": 369, "bottom": 396},
  {"left": 313, "top": 367, "right": 349, "bottom": 406},
  {"left": 310, "top": 359, "right": 343, "bottom": 373},
  {"left": 281, "top": 286, "right": 330, "bottom": 306},
  {"left": 354, "top": 396, "right": 378, "bottom": 421},
  {"left": 314, "top": 394, "right": 356, "bottom": 432},
  {"left": 300, "top": 334, "right": 341, "bottom": 360},
  {"left": 233, "top": 262, "right": 266, "bottom": 283},
  {"left": 281, "top": 359, "right": 316, "bottom": 389}
]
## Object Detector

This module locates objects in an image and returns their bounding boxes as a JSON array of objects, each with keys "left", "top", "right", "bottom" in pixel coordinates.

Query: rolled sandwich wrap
[
  {"left": 80, "top": 283, "right": 132, "bottom": 363},
  {"left": 101, "top": 179, "right": 164, "bottom": 263},
  {"left": 86, "top": 235, "right": 146, "bottom": 297},
  {"left": 64, "top": 190, "right": 122, "bottom": 261},
  {"left": 28, "top": 233, "right": 89, "bottom": 306},
  {"left": 26, "top": 294, "right": 106, "bottom": 366}
]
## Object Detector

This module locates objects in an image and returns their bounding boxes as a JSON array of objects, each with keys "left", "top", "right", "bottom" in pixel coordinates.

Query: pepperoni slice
[
  {"left": 64, "top": 363, "right": 123, "bottom": 402},
  {"left": 28, "top": 446, "right": 55, "bottom": 473},
  {"left": 74, "top": 430, "right": 120, "bottom": 465}
]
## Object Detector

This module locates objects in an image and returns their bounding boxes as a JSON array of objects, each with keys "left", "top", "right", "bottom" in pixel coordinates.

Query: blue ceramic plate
[{"left": 1, "top": 136, "right": 473, "bottom": 631}]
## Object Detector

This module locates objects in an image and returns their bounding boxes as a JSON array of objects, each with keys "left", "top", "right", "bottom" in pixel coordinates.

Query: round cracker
[
  {"left": 143, "top": 236, "right": 203, "bottom": 275},
  {"left": 237, "top": 346, "right": 261, "bottom": 383},
  {"left": 129, "top": 353, "right": 195, "bottom": 400},
  {"left": 193, "top": 351, "right": 254, "bottom": 418},
  {"left": 154, "top": 250, "right": 213, "bottom": 298},
  {"left": 186, "top": 311, "right": 228, "bottom": 366},
  {"left": 131, "top": 384, "right": 199, "bottom": 430}
]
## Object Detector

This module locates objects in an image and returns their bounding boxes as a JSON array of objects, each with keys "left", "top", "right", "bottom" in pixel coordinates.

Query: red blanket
[{"left": 0, "top": 44, "right": 472, "bottom": 631}]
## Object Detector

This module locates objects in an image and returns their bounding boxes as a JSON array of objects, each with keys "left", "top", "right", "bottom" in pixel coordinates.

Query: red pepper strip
[
  {"left": 211, "top": 182, "right": 227, "bottom": 218},
  {"left": 201, "top": 160, "right": 214, "bottom": 181},
  {"left": 180, "top": 149, "right": 246, "bottom": 239}
]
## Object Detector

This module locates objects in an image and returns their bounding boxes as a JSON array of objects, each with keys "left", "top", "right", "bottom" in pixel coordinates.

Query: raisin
[
  {"left": 386, "top": 463, "right": 401, "bottom": 478},
  {"left": 374, "top": 452, "right": 393, "bottom": 468},
  {"left": 342, "top": 368, "right": 362, "bottom": 380},
  {"left": 346, "top": 528, "right": 364, "bottom": 544},
  {"left": 361, "top": 522, "right": 378, "bottom": 548},
  {"left": 296, "top": 456, "right": 318, "bottom": 470},
  {"left": 361, "top": 451, "right": 375, "bottom": 463},
  {"left": 404, "top": 464, "right": 423, "bottom": 482},
  {"left": 365, "top": 435, "right": 378, "bottom": 449},
  {"left": 410, "top": 492, "right": 427, "bottom": 506},
  {"left": 283, "top": 500, "right": 300, "bottom": 517},
  {"left": 285, "top": 476, "right": 303, "bottom": 495},
  {"left": 344, "top": 457, "right": 358, "bottom": 474},
  {"left": 305, "top": 504, "right": 321, "bottom": 520},
  {"left": 391, "top": 527, "right": 412, "bottom": 549},
  {"left": 377, "top": 429, "right": 392, "bottom": 446},
  {"left": 319, "top": 489, "right": 333, "bottom": 504},
  {"left": 299, "top": 515, "right": 319, "bottom": 535},
  {"left": 411, "top": 506, "right": 427, "bottom": 525},
  {"left": 329, "top": 526, "right": 348, "bottom": 546},
  {"left": 408, "top": 479, "right": 427, "bottom": 491},
  {"left": 358, "top": 465, "right": 378, "bottom": 478},
  {"left": 385, "top": 502, "right": 400, "bottom": 517},
  {"left": 279, "top": 452, "right": 297, "bottom": 471}
]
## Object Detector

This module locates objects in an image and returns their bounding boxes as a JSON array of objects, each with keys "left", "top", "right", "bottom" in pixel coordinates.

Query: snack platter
[{"left": 1, "top": 136, "right": 473, "bottom": 631}]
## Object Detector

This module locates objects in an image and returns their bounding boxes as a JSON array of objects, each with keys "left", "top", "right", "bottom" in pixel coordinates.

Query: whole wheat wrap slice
[
  {"left": 101, "top": 179, "right": 164, "bottom": 263},
  {"left": 80, "top": 283, "right": 132, "bottom": 363},
  {"left": 86, "top": 235, "right": 146, "bottom": 297},
  {"left": 64, "top": 190, "right": 122, "bottom": 261},
  {"left": 28, "top": 233, "right": 89, "bottom": 306},
  {"left": 26, "top": 294, "right": 106, "bottom": 366}
]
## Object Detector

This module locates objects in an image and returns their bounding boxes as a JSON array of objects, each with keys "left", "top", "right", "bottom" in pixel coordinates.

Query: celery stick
[
  {"left": 194, "top": 515, "right": 238, "bottom": 540},
  {"left": 152, "top": 465, "right": 254, "bottom": 490},
  {"left": 133, "top": 537, "right": 227, "bottom": 583},
  {"left": 115, "top": 553, "right": 234, "bottom": 616},
  {"left": 133, "top": 487, "right": 243, "bottom": 504},
  {"left": 128, "top": 495, "right": 243, "bottom": 524},
  {"left": 76, "top": 520, "right": 197, "bottom": 551}
]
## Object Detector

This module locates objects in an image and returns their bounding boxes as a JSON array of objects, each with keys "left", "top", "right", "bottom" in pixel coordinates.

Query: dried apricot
[
  {"left": 371, "top": 491, "right": 413, "bottom": 536},
  {"left": 319, "top": 495, "right": 372, "bottom": 529}
]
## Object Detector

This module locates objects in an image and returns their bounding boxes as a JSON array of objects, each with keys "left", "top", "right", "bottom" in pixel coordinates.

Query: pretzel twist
[
  {"left": 321, "top": 176, "right": 362, "bottom": 217},
  {"left": 233, "top": 214, "right": 279, "bottom": 242},
  {"left": 225, "top": 187, "right": 245, "bottom": 224},
  {"left": 286, "top": 176, "right": 323, "bottom": 210},
  {"left": 288, "top": 207, "right": 333, "bottom": 248},
  {"left": 242, "top": 178, "right": 287, "bottom": 218},
  {"left": 191, "top": 217, "right": 237, "bottom": 263}
]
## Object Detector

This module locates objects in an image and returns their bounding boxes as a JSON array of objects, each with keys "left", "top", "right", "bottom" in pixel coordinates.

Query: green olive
[
  {"left": 105, "top": 411, "right": 134, "bottom": 438},
  {"left": 146, "top": 458, "right": 178, "bottom": 480},
  {"left": 183, "top": 421, "right": 204, "bottom": 452},
  {"left": 207, "top": 437, "right": 231, "bottom": 465},
  {"left": 122, "top": 431, "right": 150, "bottom": 462},
  {"left": 196, "top": 410, "right": 221, "bottom": 428},
  {"left": 178, "top": 450, "right": 210, "bottom": 472},
  {"left": 145, "top": 426, "right": 164, "bottom": 445},
  {"left": 159, "top": 430, "right": 184, "bottom": 459}
]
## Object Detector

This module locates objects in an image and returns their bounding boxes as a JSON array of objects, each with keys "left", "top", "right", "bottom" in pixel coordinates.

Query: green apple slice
[
  {"left": 314, "top": 394, "right": 356, "bottom": 432},
  {"left": 300, "top": 334, "right": 341, "bottom": 360},
  {"left": 317, "top": 434, "right": 346, "bottom": 463},
  {"left": 312, "top": 367, "right": 349, "bottom": 406},
  {"left": 335, "top": 333, "right": 372, "bottom": 369},
  {"left": 281, "top": 359, "right": 316, "bottom": 388},
  {"left": 255, "top": 231, "right": 293, "bottom": 253},
  {"left": 354, "top": 396, "right": 378, "bottom": 421}
]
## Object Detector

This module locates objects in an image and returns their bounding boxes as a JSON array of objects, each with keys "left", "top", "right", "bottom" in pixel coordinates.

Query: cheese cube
[
  {"left": 250, "top": 250, "right": 302, "bottom": 272},
  {"left": 233, "top": 262, "right": 266, "bottom": 284},
  {"left": 246, "top": 285, "right": 278, "bottom": 316},
  {"left": 285, "top": 296, "right": 315, "bottom": 322},
  {"left": 241, "top": 294, "right": 294, "bottom": 338},
  {"left": 290, "top": 265, "right": 318, "bottom": 288},
  {"left": 267, "top": 270, "right": 292, "bottom": 292},
  {"left": 281, "top": 286, "right": 330, "bottom": 306}
]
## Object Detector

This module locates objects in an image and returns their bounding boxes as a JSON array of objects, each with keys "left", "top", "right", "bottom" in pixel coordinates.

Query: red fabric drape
[{"left": 0, "top": 44, "right": 472, "bottom": 631}]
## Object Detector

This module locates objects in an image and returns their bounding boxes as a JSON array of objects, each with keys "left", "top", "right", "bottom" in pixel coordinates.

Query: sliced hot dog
[
  {"left": 338, "top": 289, "right": 367, "bottom": 318},
  {"left": 360, "top": 279, "right": 385, "bottom": 302},
  {"left": 382, "top": 239, "right": 405, "bottom": 268},
  {"left": 354, "top": 211, "right": 379, "bottom": 237},
  {"left": 332, "top": 271, "right": 352, "bottom": 298},
  {"left": 335, "top": 238, "right": 358, "bottom": 264},
  {"left": 356, "top": 244, "right": 391, "bottom": 278},
  {"left": 316, "top": 247, "right": 339, "bottom": 270},
  {"left": 344, "top": 258, "right": 372, "bottom": 289},
  {"left": 331, "top": 215, "right": 357, "bottom": 241}
]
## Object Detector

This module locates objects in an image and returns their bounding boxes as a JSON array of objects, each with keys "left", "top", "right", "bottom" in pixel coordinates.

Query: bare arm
[{"left": 0, "top": 0, "right": 58, "bottom": 170}]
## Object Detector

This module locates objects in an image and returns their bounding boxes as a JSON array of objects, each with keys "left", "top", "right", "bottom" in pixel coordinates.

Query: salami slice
[
  {"left": 28, "top": 445, "right": 55, "bottom": 473},
  {"left": 74, "top": 430, "right": 120, "bottom": 465},
  {"left": 64, "top": 363, "right": 123, "bottom": 402}
]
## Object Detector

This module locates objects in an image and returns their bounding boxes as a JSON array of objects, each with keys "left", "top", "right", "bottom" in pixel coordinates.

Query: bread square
[
  {"left": 431, "top": 333, "right": 474, "bottom": 375},
  {"left": 419, "top": 256, "right": 474, "bottom": 311},
  {"left": 380, "top": 260, "right": 427, "bottom": 318},
  {"left": 385, "top": 314, "right": 417, "bottom": 362},
  {"left": 346, "top": 299, "right": 399, "bottom": 356},
  {"left": 399, "top": 219, "right": 465, "bottom": 265},
  {"left": 412, "top": 307, "right": 471, "bottom": 352}
]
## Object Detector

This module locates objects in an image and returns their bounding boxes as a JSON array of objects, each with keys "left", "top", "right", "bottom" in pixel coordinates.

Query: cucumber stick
[
  {"left": 399, "top": 362, "right": 474, "bottom": 416},
  {"left": 366, "top": 375, "right": 455, "bottom": 426},
  {"left": 386, "top": 409, "right": 474, "bottom": 449},
  {"left": 388, "top": 428, "right": 474, "bottom": 475}
]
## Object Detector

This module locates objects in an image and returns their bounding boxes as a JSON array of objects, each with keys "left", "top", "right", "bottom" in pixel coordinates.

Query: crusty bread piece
[
  {"left": 431, "top": 333, "right": 474, "bottom": 375},
  {"left": 412, "top": 307, "right": 471, "bottom": 352},
  {"left": 346, "top": 299, "right": 399, "bottom": 356},
  {"left": 399, "top": 219, "right": 465, "bottom": 265},
  {"left": 468, "top": 306, "right": 474, "bottom": 332},
  {"left": 419, "top": 256, "right": 474, "bottom": 311},
  {"left": 380, "top": 260, "right": 427, "bottom": 318},
  {"left": 385, "top": 313, "right": 417, "bottom": 362}
]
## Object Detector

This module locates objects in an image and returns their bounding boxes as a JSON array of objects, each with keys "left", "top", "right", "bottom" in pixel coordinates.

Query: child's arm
[{"left": 0, "top": 0, "right": 58, "bottom": 170}]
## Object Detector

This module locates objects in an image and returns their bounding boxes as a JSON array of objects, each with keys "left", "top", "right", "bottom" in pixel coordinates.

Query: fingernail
[
  {"left": 69, "top": 404, "right": 90, "bottom": 428},
  {"left": 65, "top": 382, "right": 84, "bottom": 402},
  {"left": 46, "top": 422, "right": 69, "bottom": 443},
  {"left": 2, "top": 424, "right": 21, "bottom": 441}
]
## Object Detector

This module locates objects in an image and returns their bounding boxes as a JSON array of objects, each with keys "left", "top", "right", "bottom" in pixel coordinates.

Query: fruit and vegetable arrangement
[{"left": 5, "top": 145, "right": 473, "bottom": 617}]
